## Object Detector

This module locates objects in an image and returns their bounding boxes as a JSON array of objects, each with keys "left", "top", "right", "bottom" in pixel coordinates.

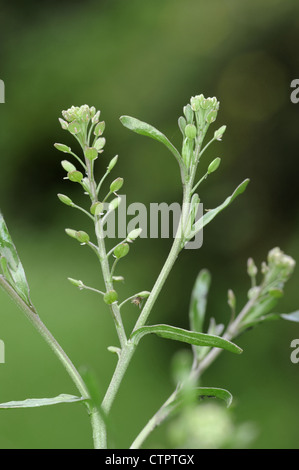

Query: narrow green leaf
[
  {"left": 191, "top": 179, "right": 250, "bottom": 237},
  {"left": 130, "top": 324, "right": 242, "bottom": 355},
  {"left": 189, "top": 269, "right": 211, "bottom": 334},
  {"left": 120, "top": 115, "right": 182, "bottom": 166},
  {"left": 173, "top": 387, "right": 233, "bottom": 409},
  {"left": 0, "top": 213, "right": 33, "bottom": 308},
  {"left": 280, "top": 311, "right": 299, "bottom": 322},
  {"left": 0, "top": 394, "right": 84, "bottom": 409}
]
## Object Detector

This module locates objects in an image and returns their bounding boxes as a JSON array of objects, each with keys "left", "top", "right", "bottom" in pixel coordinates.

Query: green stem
[{"left": 0, "top": 275, "right": 104, "bottom": 449}]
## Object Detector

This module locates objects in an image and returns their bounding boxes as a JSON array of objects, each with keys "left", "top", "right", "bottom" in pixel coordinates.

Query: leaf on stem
[
  {"left": 189, "top": 269, "right": 211, "bottom": 334},
  {"left": 0, "top": 213, "right": 33, "bottom": 308},
  {"left": 172, "top": 387, "right": 233, "bottom": 411},
  {"left": 190, "top": 179, "right": 250, "bottom": 239},
  {"left": 0, "top": 394, "right": 85, "bottom": 409},
  {"left": 130, "top": 324, "right": 242, "bottom": 355},
  {"left": 120, "top": 116, "right": 182, "bottom": 167}
]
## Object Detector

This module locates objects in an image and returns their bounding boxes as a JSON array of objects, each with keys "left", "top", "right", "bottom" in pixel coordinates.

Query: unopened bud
[
  {"left": 68, "top": 278, "right": 84, "bottom": 289},
  {"left": 107, "top": 155, "right": 118, "bottom": 172},
  {"left": 127, "top": 228, "right": 142, "bottom": 241},
  {"left": 247, "top": 258, "right": 258, "bottom": 277},
  {"left": 214, "top": 125, "right": 227, "bottom": 141}
]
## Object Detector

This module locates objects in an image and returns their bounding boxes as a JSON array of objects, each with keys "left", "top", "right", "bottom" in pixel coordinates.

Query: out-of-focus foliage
[{"left": 0, "top": 0, "right": 299, "bottom": 448}]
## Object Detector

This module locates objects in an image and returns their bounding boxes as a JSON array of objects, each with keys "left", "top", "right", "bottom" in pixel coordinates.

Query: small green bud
[
  {"left": 58, "top": 118, "right": 69, "bottom": 130},
  {"left": 90, "top": 202, "right": 104, "bottom": 215},
  {"left": 127, "top": 228, "right": 142, "bottom": 241},
  {"left": 92, "top": 110, "right": 100, "bottom": 124},
  {"left": 61, "top": 160, "right": 76, "bottom": 173},
  {"left": 206, "top": 109, "right": 218, "bottom": 123},
  {"left": 248, "top": 286, "right": 260, "bottom": 300},
  {"left": 75, "top": 231, "right": 90, "bottom": 243},
  {"left": 107, "top": 155, "right": 118, "bottom": 172},
  {"left": 183, "top": 104, "right": 194, "bottom": 123},
  {"left": 185, "top": 124, "right": 197, "bottom": 140},
  {"left": 68, "top": 171, "right": 83, "bottom": 183},
  {"left": 135, "top": 291, "right": 150, "bottom": 299},
  {"left": 207, "top": 157, "right": 221, "bottom": 174},
  {"left": 54, "top": 143, "right": 71, "bottom": 153},
  {"left": 247, "top": 258, "right": 258, "bottom": 277},
  {"left": 85, "top": 147, "right": 98, "bottom": 161},
  {"left": 68, "top": 120, "right": 81, "bottom": 135},
  {"left": 94, "top": 121, "right": 105, "bottom": 136},
  {"left": 104, "top": 290, "right": 118, "bottom": 305},
  {"left": 94, "top": 137, "right": 106, "bottom": 151},
  {"left": 114, "top": 243, "right": 130, "bottom": 259},
  {"left": 178, "top": 116, "right": 187, "bottom": 136},
  {"left": 227, "top": 289, "right": 236, "bottom": 310},
  {"left": 112, "top": 276, "right": 124, "bottom": 283},
  {"left": 190, "top": 96, "right": 201, "bottom": 112},
  {"left": 214, "top": 125, "right": 227, "bottom": 141},
  {"left": 68, "top": 278, "right": 84, "bottom": 289},
  {"left": 110, "top": 177, "right": 124, "bottom": 193},
  {"left": 57, "top": 193, "right": 73, "bottom": 206}
]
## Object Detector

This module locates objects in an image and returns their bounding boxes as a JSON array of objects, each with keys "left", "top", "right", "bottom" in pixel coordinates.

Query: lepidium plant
[{"left": 0, "top": 95, "right": 298, "bottom": 449}]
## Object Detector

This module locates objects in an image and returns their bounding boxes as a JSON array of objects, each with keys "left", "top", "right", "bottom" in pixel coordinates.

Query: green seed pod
[
  {"left": 57, "top": 193, "right": 73, "bottom": 206},
  {"left": 65, "top": 228, "right": 77, "bottom": 239},
  {"left": 207, "top": 157, "right": 221, "bottom": 174},
  {"left": 104, "top": 290, "right": 118, "bottom": 305},
  {"left": 90, "top": 202, "right": 104, "bottom": 216},
  {"left": 127, "top": 228, "right": 142, "bottom": 241},
  {"left": 114, "top": 243, "right": 130, "bottom": 259},
  {"left": 68, "top": 171, "right": 83, "bottom": 183},
  {"left": 76, "top": 231, "right": 90, "bottom": 243},
  {"left": 68, "top": 278, "right": 84, "bottom": 289},
  {"left": 185, "top": 124, "right": 197, "bottom": 140},
  {"left": 54, "top": 143, "right": 71, "bottom": 153},
  {"left": 68, "top": 120, "right": 81, "bottom": 134},
  {"left": 178, "top": 116, "right": 187, "bottom": 136},
  {"left": 109, "top": 197, "right": 121, "bottom": 211},
  {"left": 85, "top": 147, "right": 98, "bottom": 161},
  {"left": 94, "top": 121, "right": 105, "bottom": 136},
  {"left": 94, "top": 137, "right": 106, "bottom": 151},
  {"left": 214, "top": 125, "right": 227, "bottom": 141},
  {"left": 110, "top": 177, "right": 124, "bottom": 193},
  {"left": 61, "top": 160, "right": 76, "bottom": 173},
  {"left": 107, "top": 155, "right": 118, "bottom": 172}
]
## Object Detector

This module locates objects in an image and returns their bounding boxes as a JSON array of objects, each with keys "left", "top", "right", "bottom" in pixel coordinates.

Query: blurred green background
[{"left": 0, "top": 0, "right": 299, "bottom": 449}]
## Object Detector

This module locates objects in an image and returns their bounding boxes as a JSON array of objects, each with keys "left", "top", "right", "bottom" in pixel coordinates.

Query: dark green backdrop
[{"left": 0, "top": 0, "right": 299, "bottom": 448}]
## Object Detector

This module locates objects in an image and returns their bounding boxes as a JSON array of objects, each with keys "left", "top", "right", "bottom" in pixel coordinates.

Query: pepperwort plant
[{"left": 0, "top": 95, "right": 297, "bottom": 449}]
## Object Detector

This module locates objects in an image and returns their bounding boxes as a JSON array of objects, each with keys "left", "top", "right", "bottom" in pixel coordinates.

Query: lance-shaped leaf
[
  {"left": 241, "top": 310, "right": 299, "bottom": 332},
  {"left": 170, "top": 387, "right": 233, "bottom": 412},
  {"left": 190, "top": 179, "right": 250, "bottom": 239},
  {"left": 0, "top": 394, "right": 84, "bottom": 409},
  {"left": 0, "top": 213, "right": 33, "bottom": 308},
  {"left": 130, "top": 324, "right": 242, "bottom": 355},
  {"left": 120, "top": 116, "right": 182, "bottom": 167},
  {"left": 189, "top": 269, "right": 211, "bottom": 334}
]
